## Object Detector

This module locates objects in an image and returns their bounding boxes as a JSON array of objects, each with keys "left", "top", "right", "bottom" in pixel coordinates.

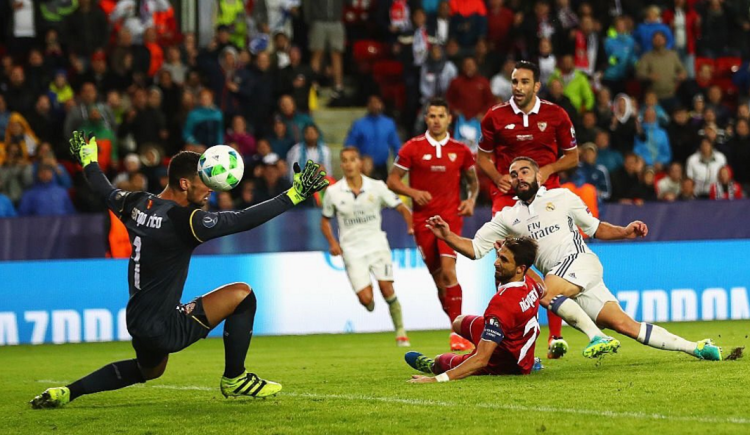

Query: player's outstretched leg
[
  {"left": 404, "top": 351, "right": 436, "bottom": 374},
  {"left": 596, "top": 302, "right": 722, "bottom": 361},
  {"left": 547, "top": 312, "right": 568, "bottom": 359},
  {"left": 546, "top": 294, "right": 619, "bottom": 358},
  {"left": 202, "top": 283, "right": 282, "bottom": 398},
  {"left": 378, "top": 281, "right": 410, "bottom": 347}
]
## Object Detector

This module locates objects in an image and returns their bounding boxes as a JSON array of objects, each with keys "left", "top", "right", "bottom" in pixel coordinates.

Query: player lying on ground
[
  {"left": 31, "top": 132, "right": 329, "bottom": 409},
  {"left": 425, "top": 156, "right": 722, "bottom": 361},
  {"left": 405, "top": 237, "right": 544, "bottom": 382},
  {"left": 321, "top": 147, "right": 413, "bottom": 346}
]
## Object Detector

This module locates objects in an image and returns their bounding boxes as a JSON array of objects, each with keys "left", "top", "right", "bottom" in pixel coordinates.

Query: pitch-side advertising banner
[{"left": 1, "top": 240, "right": 748, "bottom": 345}]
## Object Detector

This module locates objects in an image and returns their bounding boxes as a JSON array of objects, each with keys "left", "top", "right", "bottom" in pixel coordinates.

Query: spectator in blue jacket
[
  {"left": 183, "top": 89, "right": 224, "bottom": 149},
  {"left": 344, "top": 95, "right": 401, "bottom": 180},
  {"left": 32, "top": 142, "right": 72, "bottom": 189},
  {"left": 18, "top": 164, "right": 76, "bottom": 216},
  {"left": 278, "top": 95, "right": 313, "bottom": 144},
  {"left": 594, "top": 129, "right": 624, "bottom": 175},
  {"left": 634, "top": 108, "right": 672, "bottom": 170},
  {"left": 603, "top": 16, "right": 637, "bottom": 94},
  {"left": 573, "top": 142, "right": 612, "bottom": 201},
  {"left": 633, "top": 5, "right": 674, "bottom": 55}
]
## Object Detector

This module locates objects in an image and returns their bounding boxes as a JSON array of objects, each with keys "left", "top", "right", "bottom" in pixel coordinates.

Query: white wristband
[{"left": 435, "top": 373, "right": 450, "bottom": 383}]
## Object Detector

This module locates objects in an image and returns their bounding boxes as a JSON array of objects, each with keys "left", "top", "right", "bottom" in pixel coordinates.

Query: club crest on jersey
[
  {"left": 546, "top": 202, "right": 555, "bottom": 211},
  {"left": 537, "top": 122, "right": 547, "bottom": 131},
  {"left": 448, "top": 153, "right": 457, "bottom": 162},
  {"left": 422, "top": 154, "right": 433, "bottom": 160}
]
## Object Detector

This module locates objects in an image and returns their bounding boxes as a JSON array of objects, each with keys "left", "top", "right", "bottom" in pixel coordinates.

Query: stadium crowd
[{"left": 1, "top": 0, "right": 750, "bottom": 219}]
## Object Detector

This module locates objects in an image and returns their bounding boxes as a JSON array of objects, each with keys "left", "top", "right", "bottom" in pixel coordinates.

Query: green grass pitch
[{"left": 3, "top": 321, "right": 749, "bottom": 434}]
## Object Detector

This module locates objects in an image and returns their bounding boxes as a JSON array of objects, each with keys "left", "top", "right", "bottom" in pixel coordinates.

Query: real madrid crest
[
  {"left": 546, "top": 202, "right": 555, "bottom": 211},
  {"left": 448, "top": 153, "right": 457, "bottom": 162},
  {"left": 538, "top": 122, "right": 547, "bottom": 132}
]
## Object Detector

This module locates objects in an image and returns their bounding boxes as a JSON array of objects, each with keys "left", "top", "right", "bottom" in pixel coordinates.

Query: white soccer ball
[{"left": 198, "top": 145, "right": 244, "bottom": 191}]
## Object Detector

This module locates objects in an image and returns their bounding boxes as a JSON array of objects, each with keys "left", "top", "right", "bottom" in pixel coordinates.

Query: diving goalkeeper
[{"left": 31, "top": 132, "right": 329, "bottom": 408}]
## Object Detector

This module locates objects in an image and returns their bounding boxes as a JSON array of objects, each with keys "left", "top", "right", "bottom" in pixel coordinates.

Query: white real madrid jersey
[
  {"left": 322, "top": 175, "right": 402, "bottom": 257},
  {"left": 472, "top": 187, "right": 601, "bottom": 274}
]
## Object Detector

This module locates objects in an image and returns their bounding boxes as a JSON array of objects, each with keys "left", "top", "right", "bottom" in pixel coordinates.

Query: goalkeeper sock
[
  {"left": 223, "top": 291, "right": 257, "bottom": 378},
  {"left": 385, "top": 294, "right": 405, "bottom": 336},
  {"left": 637, "top": 322, "right": 696, "bottom": 355},
  {"left": 67, "top": 359, "right": 145, "bottom": 401},
  {"left": 549, "top": 296, "right": 603, "bottom": 340},
  {"left": 445, "top": 284, "right": 463, "bottom": 322}
]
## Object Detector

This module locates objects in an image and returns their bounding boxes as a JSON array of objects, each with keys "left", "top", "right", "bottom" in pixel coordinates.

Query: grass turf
[{"left": 3, "top": 321, "right": 749, "bottom": 434}]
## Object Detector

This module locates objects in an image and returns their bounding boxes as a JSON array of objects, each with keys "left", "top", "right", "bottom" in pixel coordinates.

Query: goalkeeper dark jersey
[{"left": 84, "top": 163, "right": 293, "bottom": 338}]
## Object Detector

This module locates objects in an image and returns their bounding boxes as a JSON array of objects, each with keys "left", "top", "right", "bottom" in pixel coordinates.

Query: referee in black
[{"left": 31, "top": 131, "right": 328, "bottom": 408}]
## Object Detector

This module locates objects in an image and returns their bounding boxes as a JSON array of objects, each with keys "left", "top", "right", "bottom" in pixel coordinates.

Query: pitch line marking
[{"left": 148, "top": 385, "right": 750, "bottom": 425}]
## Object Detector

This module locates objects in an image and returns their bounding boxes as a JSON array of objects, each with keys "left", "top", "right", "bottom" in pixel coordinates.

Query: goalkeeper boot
[
  {"left": 404, "top": 351, "right": 435, "bottom": 374},
  {"left": 221, "top": 372, "right": 282, "bottom": 398},
  {"left": 450, "top": 333, "right": 475, "bottom": 352},
  {"left": 30, "top": 387, "right": 70, "bottom": 409},
  {"left": 582, "top": 336, "right": 621, "bottom": 359},
  {"left": 695, "top": 339, "right": 722, "bottom": 361},
  {"left": 547, "top": 336, "right": 569, "bottom": 359}
]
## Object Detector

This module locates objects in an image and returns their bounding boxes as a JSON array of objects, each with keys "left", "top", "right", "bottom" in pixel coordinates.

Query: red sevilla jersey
[
  {"left": 479, "top": 97, "right": 577, "bottom": 191},
  {"left": 394, "top": 132, "right": 475, "bottom": 218},
  {"left": 481, "top": 275, "right": 544, "bottom": 375}
]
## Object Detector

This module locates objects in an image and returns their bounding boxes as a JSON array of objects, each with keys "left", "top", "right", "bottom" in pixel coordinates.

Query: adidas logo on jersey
[
  {"left": 568, "top": 272, "right": 577, "bottom": 279},
  {"left": 512, "top": 218, "right": 521, "bottom": 225}
]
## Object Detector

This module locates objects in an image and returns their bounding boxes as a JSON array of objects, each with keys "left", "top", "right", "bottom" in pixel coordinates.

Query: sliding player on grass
[
  {"left": 31, "top": 131, "right": 329, "bottom": 408},
  {"left": 425, "top": 156, "right": 722, "bottom": 361},
  {"left": 405, "top": 237, "right": 543, "bottom": 382}
]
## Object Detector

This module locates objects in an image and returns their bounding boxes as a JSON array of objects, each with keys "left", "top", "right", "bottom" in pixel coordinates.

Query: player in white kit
[
  {"left": 321, "top": 147, "right": 414, "bottom": 346},
  {"left": 425, "top": 156, "right": 722, "bottom": 360}
]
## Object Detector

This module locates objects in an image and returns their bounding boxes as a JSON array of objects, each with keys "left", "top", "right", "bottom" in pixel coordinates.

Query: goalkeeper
[{"left": 31, "top": 132, "right": 329, "bottom": 409}]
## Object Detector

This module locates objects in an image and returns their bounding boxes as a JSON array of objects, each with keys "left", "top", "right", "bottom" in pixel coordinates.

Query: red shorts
[
  {"left": 414, "top": 215, "right": 462, "bottom": 274},
  {"left": 433, "top": 315, "right": 525, "bottom": 376}
]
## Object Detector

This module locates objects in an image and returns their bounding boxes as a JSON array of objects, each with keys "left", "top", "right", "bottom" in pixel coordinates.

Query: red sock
[
  {"left": 445, "top": 284, "right": 462, "bottom": 322},
  {"left": 548, "top": 310, "right": 563, "bottom": 340},
  {"left": 438, "top": 292, "right": 448, "bottom": 317}
]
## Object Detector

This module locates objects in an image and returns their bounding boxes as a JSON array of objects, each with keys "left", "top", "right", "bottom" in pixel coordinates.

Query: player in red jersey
[
  {"left": 405, "top": 237, "right": 543, "bottom": 381},
  {"left": 477, "top": 61, "right": 578, "bottom": 359},
  {"left": 387, "top": 98, "right": 479, "bottom": 352}
]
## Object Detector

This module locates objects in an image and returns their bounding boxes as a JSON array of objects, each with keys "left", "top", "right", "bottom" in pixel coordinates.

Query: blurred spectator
[
  {"left": 549, "top": 55, "right": 594, "bottom": 114},
  {"left": 200, "top": 46, "right": 252, "bottom": 121},
  {"left": 5, "top": 112, "right": 39, "bottom": 158},
  {"left": 0, "top": 95, "right": 9, "bottom": 137},
  {"left": 156, "top": 70, "right": 181, "bottom": 122},
  {"left": 270, "top": 31, "right": 291, "bottom": 70},
  {"left": 304, "top": 0, "right": 346, "bottom": 99},
  {"left": 65, "top": 0, "right": 108, "bottom": 59},
  {"left": 728, "top": 118, "right": 750, "bottom": 192},
  {"left": 162, "top": 46, "right": 187, "bottom": 86},
  {"left": 277, "top": 46, "right": 314, "bottom": 113},
  {"left": 110, "top": 28, "right": 150, "bottom": 79},
  {"left": 698, "top": 112, "right": 728, "bottom": 153},
  {"left": 429, "top": 1, "right": 451, "bottom": 45},
  {"left": 514, "top": 1, "right": 564, "bottom": 59},
  {"left": 667, "top": 105, "right": 700, "bottom": 165},
  {"left": 18, "top": 164, "right": 76, "bottom": 216},
  {"left": 268, "top": 116, "right": 296, "bottom": 158},
  {"left": 709, "top": 165, "right": 744, "bottom": 200},
  {"left": 48, "top": 69, "right": 75, "bottom": 110},
  {"left": 610, "top": 93, "right": 637, "bottom": 154},
  {"left": 26, "top": 49, "right": 50, "bottom": 96},
  {"left": 689, "top": 94, "right": 705, "bottom": 126},
  {"left": 679, "top": 177, "right": 697, "bottom": 200},
  {"left": 246, "top": 52, "right": 276, "bottom": 137},
  {"left": 395, "top": 8, "right": 434, "bottom": 131},
  {"left": 234, "top": 179, "right": 255, "bottom": 209},
  {"left": 38, "top": 1, "right": 78, "bottom": 36},
  {"left": 634, "top": 107, "right": 671, "bottom": 171},
  {"left": 225, "top": 115, "right": 257, "bottom": 159},
  {"left": 278, "top": 95, "right": 313, "bottom": 145},
  {"left": 446, "top": 57, "right": 494, "bottom": 120},
  {"left": 213, "top": 0, "right": 249, "bottom": 49},
  {"left": 486, "top": 0, "right": 513, "bottom": 53},
  {"left": 215, "top": 191, "right": 235, "bottom": 211},
  {"left": 448, "top": 0, "right": 487, "bottom": 48},
  {"left": 183, "top": 89, "right": 223, "bottom": 148},
  {"left": 611, "top": 152, "right": 650, "bottom": 203},
  {"left": 77, "top": 50, "right": 128, "bottom": 95},
  {"left": 570, "top": 15, "right": 603, "bottom": 76},
  {"left": 544, "top": 78, "right": 580, "bottom": 128},
  {"left": 634, "top": 5, "right": 674, "bottom": 55},
  {"left": 0, "top": 142, "right": 34, "bottom": 204},
  {"left": 112, "top": 153, "right": 145, "bottom": 190},
  {"left": 5, "top": 66, "right": 34, "bottom": 114},
  {"left": 705, "top": 85, "right": 731, "bottom": 127},
  {"left": 378, "top": 0, "right": 412, "bottom": 44},
  {"left": 142, "top": 27, "right": 164, "bottom": 77},
  {"left": 110, "top": 0, "right": 171, "bottom": 44},
  {"left": 0, "top": 182, "right": 16, "bottom": 217},
  {"left": 42, "top": 28, "right": 67, "bottom": 70},
  {"left": 657, "top": 161, "right": 684, "bottom": 201},
  {"left": 686, "top": 137, "right": 727, "bottom": 197},
  {"left": 344, "top": 95, "right": 401, "bottom": 181},
  {"left": 636, "top": 31, "right": 686, "bottom": 107},
  {"left": 474, "top": 39, "right": 500, "bottom": 80},
  {"left": 577, "top": 111, "right": 598, "bottom": 145},
  {"left": 64, "top": 82, "right": 116, "bottom": 136},
  {"left": 490, "top": 58, "right": 515, "bottom": 103},
  {"left": 639, "top": 91, "right": 670, "bottom": 127},
  {"left": 32, "top": 142, "right": 72, "bottom": 189},
  {"left": 555, "top": 0, "right": 578, "bottom": 30},
  {"left": 6, "top": 0, "right": 39, "bottom": 58},
  {"left": 265, "top": 0, "right": 300, "bottom": 40},
  {"left": 119, "top": 88, "right": 168, "bottom": 150},
  {"left": 594, "top": 129, "right": 623, "bottom": 174},
  {"left": 602, "top": 16, "right": 637, "bottom": 95},
  {"left": 593, "top": 86, "right": 613, "bottom": 131},
  {"left": 286, "top": 124, "right": 332, "bottom": 179},
  {"left": 26, "top": 95, "right": 62, "bottom": 149},
  {"left": 697, "top": 0, "right": 737, "bottom": 58},
  {"left": 641, "top": 166, "right": 658, "bottom": 201},
  {"left": 535, "top": 37, "right": 556, "bottom": 86},
  {"left": 168, "top": 90, "right": 195, "bottom": 153},
  {"left": 662, "top": 0, "right": 699, "bottom": 78},
  {"left": 253, "top": 153, "right": 292, "bottom": 204},
  {"left": 677, "top": 62, "right": 714, "bottom": 108},
  {"left": 420, "top": 45, "right": 458, "bottom": 106},
  {"left": 573, "top": 142, "right": 611, "bottom": 201}
]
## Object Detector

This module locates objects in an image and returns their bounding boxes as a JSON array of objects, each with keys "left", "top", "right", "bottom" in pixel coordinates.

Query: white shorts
[
  {"left": 549, "top": 252, "right": 618, "bottom": 321},
  {"left": 343, "top": 249, "right": 394, "bottom": 293}
]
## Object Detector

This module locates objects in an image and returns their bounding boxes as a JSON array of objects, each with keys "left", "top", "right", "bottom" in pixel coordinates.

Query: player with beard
[
  {"left": 31, "top": 131, "right": 329, "bottom": 408},
  {"left": 477, "top": 61, "right": 579, "bottom": 359},
  {"left": 404, "top": 237, "right": 544, "bottom": 382},
  {"left": 424, "top": 156, "right": 722, "bottom": 361}
]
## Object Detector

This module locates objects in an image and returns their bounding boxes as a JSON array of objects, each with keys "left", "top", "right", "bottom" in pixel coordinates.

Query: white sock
[
  {"left": 549, "top": 296, "right": 604, "bottom": 340},
  {"left": 637, "top": 323, "right": 696, "bottom": 355}
]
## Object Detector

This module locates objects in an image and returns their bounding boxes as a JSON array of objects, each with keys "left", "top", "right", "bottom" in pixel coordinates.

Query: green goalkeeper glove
[
  {"left": 69, "top": 130, "right": 98, "bottom": 167},
  {"left": 286, "top": 160, "right": 330, "bottom": 205}
]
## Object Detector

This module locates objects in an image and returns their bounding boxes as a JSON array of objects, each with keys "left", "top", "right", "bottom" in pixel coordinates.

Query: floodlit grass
[{"left": 3, "top": 321, "right": 749, "bottom": 434}]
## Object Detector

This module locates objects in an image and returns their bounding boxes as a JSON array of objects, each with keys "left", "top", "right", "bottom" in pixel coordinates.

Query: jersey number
[
  {"left": 518, "top": 316, "right": 540, "bottom": 364},
  {"left": 132, "top": 236, "right": 142, "bottom": 290}
]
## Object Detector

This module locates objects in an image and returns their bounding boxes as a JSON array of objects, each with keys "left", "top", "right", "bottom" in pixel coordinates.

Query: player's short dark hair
[
  {"left": 340, "top": 146, "right": 360, "bottom": 158},
  {"left": 503, "top": 237, "right": 538, "bottom": 272},
  {"left": 511, "top": 156, "right": 540, "bottom": 171},
  {"left": 514, "top": 61, "right": 540, "bottom": 83},
  {"left": 168, "top": 151, "right": 201, "bottom": 187},
  {"left": 427, "top": 97, "right": 449, "bottom": 112}
]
